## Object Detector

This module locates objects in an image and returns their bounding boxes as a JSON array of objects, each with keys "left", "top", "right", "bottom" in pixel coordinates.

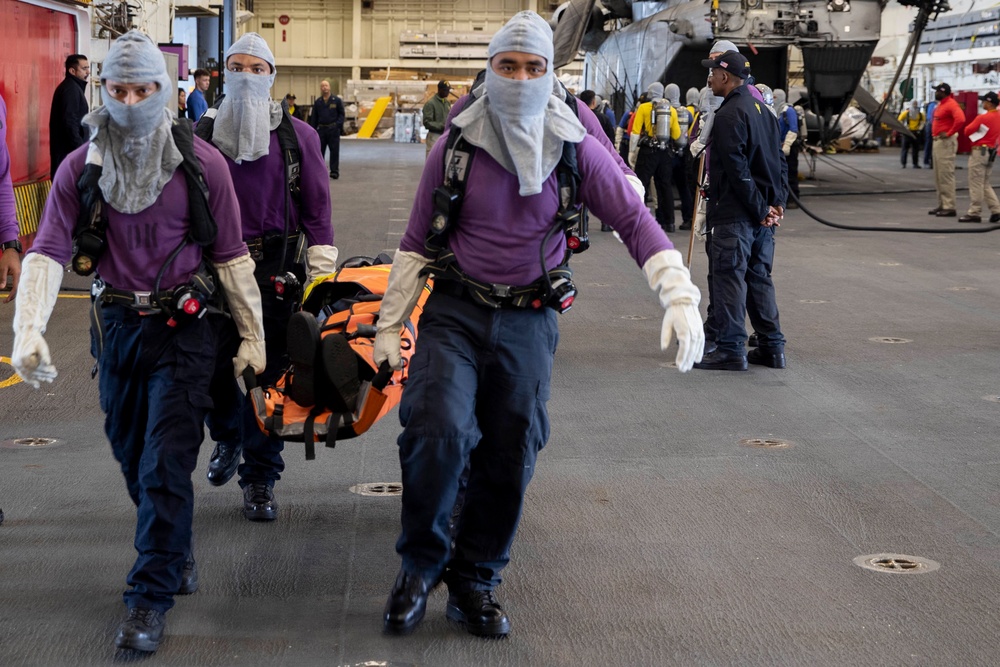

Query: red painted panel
[
  {"left": 0, "top": 0, "right": 78, "bottom": 184},
  {"left": 955, "top": 91, "right": 980, "bottom": 155}
]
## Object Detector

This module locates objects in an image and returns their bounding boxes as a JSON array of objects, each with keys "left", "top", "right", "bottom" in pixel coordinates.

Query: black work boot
[
  {"left": 384, "top": 569, "right": 433, "bottom": 635},
  {"left": 693, "top": 349, "right": 748, "bottom": 371},
  {"left": 747, "top": 347, "right": 786, "bottom": 369},
  {"left": 446, "top": 589, "right": 511, "bottom": 638},
  {"left": 114, "top": 607, "right": 165, "bottom": 652},
  {"left": 243, "top": 482, "right": 278, "bottom": 521},
  {"left": 206, "top": 442, "right": 242, "bottom": 486},
  {"left": 178, "top": 555, "right": 198, "bottom": 595}
]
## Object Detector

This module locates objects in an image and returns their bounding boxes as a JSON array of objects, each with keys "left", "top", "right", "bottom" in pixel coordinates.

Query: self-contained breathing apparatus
[
  {"left": 74, "top": 120, "right": 222, "bottom": 366},
  {"left": 423, "top": 129, "right": 585, "bottom": 314},
  {"left": 194, "top": 99, "right": 306, "bottom": 302},
  {"left": 638, "top": 99, "right": 679, "bottom": 155},
  {"left": 674, "top": 103, "right": 691, "bottom": 148}
]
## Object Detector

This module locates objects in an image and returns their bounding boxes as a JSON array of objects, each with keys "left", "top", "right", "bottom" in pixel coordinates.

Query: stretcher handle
[
  {"left": 242, "top": 365, "right": 258, "bottom": 391},
  {"left": 372, "top": 361, "right": 393, "bottom": 391}
]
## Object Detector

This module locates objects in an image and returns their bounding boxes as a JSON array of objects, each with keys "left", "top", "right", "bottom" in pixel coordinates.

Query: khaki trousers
[
  {"left": 425, "top": 131, "right": 442, "bottom": 158},
  {"left": 932, "top": 134, "right": 957, "bottom": 210},
  {"left": 966, "top": 147, "right": 1000, "bottom": 216}
]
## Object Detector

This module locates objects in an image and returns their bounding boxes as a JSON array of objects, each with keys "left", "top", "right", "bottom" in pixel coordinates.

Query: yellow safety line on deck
[
  {"left": 357, "top": 96, "right": 392, "bottom": 139},
  {"left": 0, "top": 356, "right": 23, "bottom": 388}
]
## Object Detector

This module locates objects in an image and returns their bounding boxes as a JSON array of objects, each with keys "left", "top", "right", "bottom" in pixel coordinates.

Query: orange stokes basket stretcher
[{"left": 249, "top": 259, "right": 431, "bottom": 459}]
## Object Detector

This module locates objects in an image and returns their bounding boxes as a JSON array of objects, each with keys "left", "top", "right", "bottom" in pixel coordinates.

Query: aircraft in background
[{"left": 551, "top": 0, "right": 949, "bottom": 146}]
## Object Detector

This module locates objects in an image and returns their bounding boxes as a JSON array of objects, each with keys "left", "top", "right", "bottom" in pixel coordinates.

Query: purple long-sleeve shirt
[
  {"left": 401, "top": 129, "right": 672, "bottom": 287},
  {"left": 220, "top": 117, "right": 333, "bottom": 246},
  {"left": 0, "top": 95, "right": 19, "bottom": 245},
  {"left": 446, "top": 94, "right": 636, "bottom": 179},
  {"left": 31, "top": 136, "right": 247, "bottom": 291}
]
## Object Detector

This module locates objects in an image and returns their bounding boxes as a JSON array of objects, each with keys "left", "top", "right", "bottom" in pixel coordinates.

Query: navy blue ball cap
[{"left": 701, "top": 50, "right": 751, "bottom": 79}]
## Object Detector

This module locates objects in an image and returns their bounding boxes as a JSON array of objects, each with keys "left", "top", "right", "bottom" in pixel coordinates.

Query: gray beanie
[
  {"left": 710, "top": 40, "right": 739, "bottom": 56},
  {"left": 686, "top": 86, "right": 700, "bottom": 106},
  {"left": 100, "top": 30, "right": 171, "bottom": 92},
  {"left": 647, "top": 82, "right": 664, "bottom": 100},
  {"left": 488, "top": 11, "right": 554, "bottom": 65},
  {"left": 226, "top": 32, "right": 276, "bottom": 73}
]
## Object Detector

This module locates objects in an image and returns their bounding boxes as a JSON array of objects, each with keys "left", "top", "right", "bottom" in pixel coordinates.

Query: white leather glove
[
  {"left": 11, "top": 253, "right": 64, "bottom": 388},
  {"left": 305, "top": 244, "right": 339, "bottom": 284},
  {"left": 625, "top": 173, "right": 646, "bottom": 201},
  {"left": 694, "top": 199, "right": 708, "bottom": 240},
  {"left": 642, "top": 249, "right": 704, "bottom": 372},
  {"left": 374, "top": 249, "right": 432, "bottom": 370},
  {"left": 689, "top": 138, "right": 705, "bottom": 157},
  {"left": 214, "top": 253, "right": 266, "bottom": 377},
  {"left": 628, "top": 133, "right": 640, "bottom": 170},
  {"left": 782, "top": 131, "right": 797, "bottom": 157}
]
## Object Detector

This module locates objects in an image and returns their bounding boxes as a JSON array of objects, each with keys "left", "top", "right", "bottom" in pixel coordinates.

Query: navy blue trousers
[
  {"left": 97, "top": 305, "right": 216, "bottom": 613},
  {"left": 709, "top": 221, "right": 785, "bottom": 354},
  {"left": 672, "top": 153, "right": 694, "bottom": 225},
  {"left": 396, "top": 290, "right": 558, "bottom": 591},
  {"left": 206, "top": 258, "right": 302, "bottom": 487},
  {"left": 318, "top": 126, "right": 341, "bottom": 176}
]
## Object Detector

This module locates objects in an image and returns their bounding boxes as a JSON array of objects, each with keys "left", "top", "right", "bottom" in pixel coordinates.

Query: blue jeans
[
  {"left": 97, "top": 305, "right": 216, "bottom": 612},
  {"left": 395, "top": 289, "right": 558, "bottom": 591}
]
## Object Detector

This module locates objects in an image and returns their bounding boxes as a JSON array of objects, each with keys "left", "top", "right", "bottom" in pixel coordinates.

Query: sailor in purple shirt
[
  {"left": 195, "top": 33, "right": 338, "bottom": 522},
  {"left": 0, "top": 93, "right": 22, "bottom": 301},
  {"left": 10, "top": 31, "right": 266, "bottom": 653},
  {"left": 376, "top": 11, "right": 703, "bottom": 639}
]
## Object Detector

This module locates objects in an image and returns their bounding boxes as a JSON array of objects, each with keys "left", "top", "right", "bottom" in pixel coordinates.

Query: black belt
[
  {"left": 246, "top": 231, "right": 301, "bottom": 261},
  {"left": 93, "top": 282, "right": 174, "bottom": 311},
  {"left": 433, "top": 278, "right": 537, "bottom": 310}
]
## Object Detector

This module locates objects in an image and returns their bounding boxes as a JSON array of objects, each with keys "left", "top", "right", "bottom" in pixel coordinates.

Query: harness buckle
[
  {"left": 490, "top": 284, "right": 512, "bottom": 299},
  {"left": 133, "top": 291, "right": 153, "bottom": 308}
]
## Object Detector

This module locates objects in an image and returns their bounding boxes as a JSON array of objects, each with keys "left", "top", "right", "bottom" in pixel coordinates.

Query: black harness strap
[{"left": 303, "top": 405, "right": 324, "bottom": 460}]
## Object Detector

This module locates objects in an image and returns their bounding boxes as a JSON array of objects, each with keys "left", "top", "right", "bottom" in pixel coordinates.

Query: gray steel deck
[{"left": 2, "top": 141, "right": 1000, "bottom": 666}]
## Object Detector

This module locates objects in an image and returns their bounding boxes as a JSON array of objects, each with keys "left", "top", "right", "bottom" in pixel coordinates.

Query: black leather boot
[
  {"left": 243, "top": 482, "right": 278, "bottom": 521},
  {"left": 747, "top": 347, "right": 786, "bottom": 369},
  {"left": 206, "top": 442, "right": 242, "bottom": 486},
  {"left": 693, "top": 349, "right": 748, "bottom": 371},
  {"left": 383, "top": 569, "right": 432, "bottom": 635},
  {"left": 178, "top": 555, "right": 198, "bottom": 595},
  {"left": 114, "top": 607, "right": 165, "bottom": 652},
  {"left": 446, "top": 590, "right": 511, "bottom": 638}
]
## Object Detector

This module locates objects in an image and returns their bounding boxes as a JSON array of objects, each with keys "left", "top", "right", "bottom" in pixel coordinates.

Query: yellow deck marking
[{"left": 0, "top": 356, "right": 23, "bottom": 388}]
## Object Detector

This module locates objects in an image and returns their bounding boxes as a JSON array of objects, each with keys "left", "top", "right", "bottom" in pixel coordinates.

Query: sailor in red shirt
[
  {"left": 959, "top": 91, "right": 1000, "bottom": 223},
  {"left": 929, "top": 82, "right": 967, "bottom": 217}
]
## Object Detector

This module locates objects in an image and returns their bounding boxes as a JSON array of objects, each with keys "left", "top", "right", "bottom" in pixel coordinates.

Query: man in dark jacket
[
  {"left": 308, "top": 80, "right": 345, "bottom": 178},
  {"left": 694, "top": 51, "right": 787, "bottom": 372},
  {"left": 49, "top": 54, "right": 90, "bottom": 177},
  {"left": 579, "top": 90, "right": 615, "bottom": 142}
]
